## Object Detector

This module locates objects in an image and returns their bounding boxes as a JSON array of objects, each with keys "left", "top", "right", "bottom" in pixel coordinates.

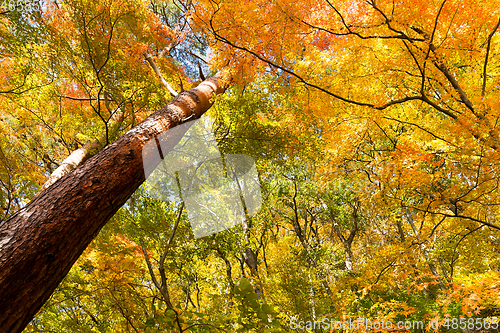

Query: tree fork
[{"left": 0, "top": 72, "right": 231, "bottom": 333}]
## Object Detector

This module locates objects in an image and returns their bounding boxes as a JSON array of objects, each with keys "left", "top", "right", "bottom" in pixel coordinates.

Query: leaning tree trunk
[{"left": 0, "top": 73, "right": 230, "bottom": 333}]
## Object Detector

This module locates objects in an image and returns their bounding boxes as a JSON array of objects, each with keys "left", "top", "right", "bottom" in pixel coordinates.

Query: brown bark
[{"left": 0, "top": 72, "right": 230, "bottom": 333}]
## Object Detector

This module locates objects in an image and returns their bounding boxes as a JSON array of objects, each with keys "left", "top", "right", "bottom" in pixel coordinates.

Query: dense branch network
[{"left": 206, "top": 0, "right": 500, "bottom": 152}]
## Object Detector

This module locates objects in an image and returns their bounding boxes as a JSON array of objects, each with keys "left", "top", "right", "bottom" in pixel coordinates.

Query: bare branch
[
  {"left": 382, "top": 116, "right": 459, "bottom": 148},
  {"left": 182, "top": 48, "right": 209, "bottom": 64},
  {"left": 198, "top": 63, "right": 206, "bottom": 81},
  {"left": 482, "top": 18, "right": 500, "bottom": 97},
  {"left": 300, "top": 17, "right": 424, "bottom": 41},
  {"left": 372, "top": 260, "right": 396, "bottom": 285},
  {"left": 59, "top": 96, "right": 113, "bottom": 101},
  {"left": 411, "top": 25, "right": 475, "bottom": 113},
  {"left": 141, "top": 243, "right": 162, "bottom": 294}
]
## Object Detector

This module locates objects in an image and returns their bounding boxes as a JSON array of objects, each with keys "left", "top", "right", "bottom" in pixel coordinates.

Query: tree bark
[{"left": 0, "top": 73, "right": 230, "bottom": 333}]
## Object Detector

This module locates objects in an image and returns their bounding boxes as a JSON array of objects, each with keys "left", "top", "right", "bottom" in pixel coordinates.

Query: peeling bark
[{"left": 0, "top": 72, "right": 230, "bottom": 333}]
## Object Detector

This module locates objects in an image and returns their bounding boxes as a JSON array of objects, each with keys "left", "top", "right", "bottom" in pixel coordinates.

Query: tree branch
[
  {"left": 143, "top": 52, "right": 179, "bottom": 97},
  {"left": 208, "top": 17, "right": 462, "bottom": 120},
  {"left": 59, "top": 96, "right": 113, "bottom": 101},
  {"left": 159, "top": 202, "right": 184, "bottom": 293},
  {"left": 411, "top": 26, "right": 475, "bottom": 113},
  {"left": 482, "top": 18, "right": 500, "bottom": 97}
]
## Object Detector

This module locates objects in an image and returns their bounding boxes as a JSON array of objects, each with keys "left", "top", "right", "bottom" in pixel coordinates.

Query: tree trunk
[{"left": 0, "top": 73, "right": 230, "bottom": 333}]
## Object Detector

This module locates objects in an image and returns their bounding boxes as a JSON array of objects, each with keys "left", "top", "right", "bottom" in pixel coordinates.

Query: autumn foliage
[{"left": 1, "top": 0, "right": 500, "bottom": 332}]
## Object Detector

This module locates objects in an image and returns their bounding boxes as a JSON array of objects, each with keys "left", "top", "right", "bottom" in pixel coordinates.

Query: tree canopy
[{"left": 1, "top": 0, "right": 499, "bottom": 332}]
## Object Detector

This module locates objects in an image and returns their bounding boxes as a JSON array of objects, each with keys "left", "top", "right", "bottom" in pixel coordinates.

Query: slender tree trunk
[
  {"left": 405, "top": 210, "right": 447, "bottom": 291},
  {"left": 329, "top": 206, "right": 358, "bottom": 272},
  {"left": 308, "top": 272, "right": 316, "bottom": 321},
  {"left": 404, "top": 209, "right": 471, "bottom": 333},
  {"left": 0, "top": 73, "right": 230, "bottom": 333},
  {"left": 216, "top": 247, "right": 235, "bottom": 312}
]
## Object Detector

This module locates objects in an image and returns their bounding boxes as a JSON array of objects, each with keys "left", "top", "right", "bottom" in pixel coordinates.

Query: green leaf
[
  {"left": 261, "top": 304, "right": 275, "bottom": 314},
  {"left": 145, "top": 317, "right": 155, "bottom": 327}
]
